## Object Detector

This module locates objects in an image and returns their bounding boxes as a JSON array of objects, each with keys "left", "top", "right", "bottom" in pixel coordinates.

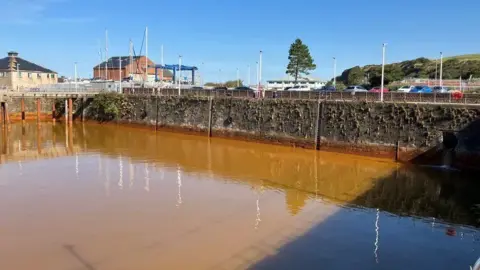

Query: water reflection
[{"left": 1, "top": 123, "right": 479, "bottom": 226}]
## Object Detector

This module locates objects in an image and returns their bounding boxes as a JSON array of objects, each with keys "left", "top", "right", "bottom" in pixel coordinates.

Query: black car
[
  {"left": 234, "top": 86, "right": 254, "bottom": 91},
  {"left": 213, "top": 86, "right": 228, "bottom": 91},
  {"left": 190, "top": 86, "right": 203, "bottom": 90},
  {"left": 314, "top": 86, "right": 336, "bottom": 92}
]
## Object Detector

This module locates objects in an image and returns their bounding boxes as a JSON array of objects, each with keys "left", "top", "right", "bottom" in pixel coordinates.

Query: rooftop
[{"left": 0, "top": 52, "right": 56, "bottom": 73}]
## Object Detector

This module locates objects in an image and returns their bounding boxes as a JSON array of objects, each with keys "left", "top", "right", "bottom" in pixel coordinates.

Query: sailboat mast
[
  {"left": 145, "top": 27, "right": 148, "bottom": 81},
  {"left": 105, "top": 29, "right": 108, "bottom": 80}
]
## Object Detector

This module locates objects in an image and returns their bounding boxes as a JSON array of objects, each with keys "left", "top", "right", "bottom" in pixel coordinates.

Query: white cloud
[{"left": 3, "top": 0, "right": 95, "bottom": 25}]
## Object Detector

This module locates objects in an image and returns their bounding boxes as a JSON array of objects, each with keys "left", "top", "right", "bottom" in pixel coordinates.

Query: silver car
[
  {"left": 432, "top": 86, "right": 450, "bottom": 93},
  {"left": 344, "top": 85, "right": 368, "bottom": 93}
]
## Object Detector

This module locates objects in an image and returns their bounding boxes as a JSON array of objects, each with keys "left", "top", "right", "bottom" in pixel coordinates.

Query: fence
[{"left": 122, "top": 88, "right": 480, "bottom": 104}]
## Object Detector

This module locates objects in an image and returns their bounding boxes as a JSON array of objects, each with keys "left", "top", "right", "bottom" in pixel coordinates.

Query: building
[
  {"left": 93, "top": 56, "right": 172, "bottom": 82},
  {"left": 0, "top": 51, "right": 58, "bottom": 91},
  {"left": 267, "top": 76, "right": 326, "bottom": 90}
]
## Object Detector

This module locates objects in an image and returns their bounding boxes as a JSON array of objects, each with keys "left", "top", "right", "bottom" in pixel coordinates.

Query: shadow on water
[
  {"left": 248, "top": 120, "right": 480, "bottom": 270},
  {"left": 63, "top": 244, "right": 97, "bottom": 270},
  {"left": 247, "top": 166, "right": 480, "bottom": 270},
  {"left": 1, "top": 122, "right": 480, "bottom": 269}
]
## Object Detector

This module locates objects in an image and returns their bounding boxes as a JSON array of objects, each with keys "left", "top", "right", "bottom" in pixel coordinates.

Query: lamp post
[
  {"left": 236, "top": 68, "right": 240, "bottom": 87},
  {"left": 259, "top": 50, "right": 263, "bottom": 97},
  {"left": 440, "top": 52, "right": 443, "bottom": 87},
  {"left": 333, "top": 57, "right": 337, "bottom": 87},
  {"left": 178, "top": 55, "right": 182, "bottom": 95},
  {"left": 248, "top": 65, "right": 251, "bottom": 87},
  {"left": 74, "top": 62, "right": 78, "bottom": 92},
  {"left": 119, "top": 57, "right": 122, "bottom": 93},
  {"left": 380, "top": 43, "right": 387, "bottom": 102}
]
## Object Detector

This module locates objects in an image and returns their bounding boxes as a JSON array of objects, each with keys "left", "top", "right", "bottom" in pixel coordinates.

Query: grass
[{"left": 442, "top": 54, "right": 480, "bottom": 62}]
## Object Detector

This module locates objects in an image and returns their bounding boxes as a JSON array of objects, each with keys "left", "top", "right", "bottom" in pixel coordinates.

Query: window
[
  {"left": 18, "top": 72, "right": 22, "bottom": 78},
  {"left": 28, "top": 73, "right": 32, "bottom": 78},
  {"left": 0, "top": 72, "right": 5, "bottom": 77},
  {"left": 51, "top": 74, "right": 55, "bottom": 79},
  {"left": 37, "top": 73, "right": 41, "bottom": 78},
  {"left": 46, "top": 74, "right": 50, "bottom": 78}
]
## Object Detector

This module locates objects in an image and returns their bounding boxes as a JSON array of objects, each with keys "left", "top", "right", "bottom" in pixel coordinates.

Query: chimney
[{"left": 8, "top": 51, "right": 19, "bottom": 71}]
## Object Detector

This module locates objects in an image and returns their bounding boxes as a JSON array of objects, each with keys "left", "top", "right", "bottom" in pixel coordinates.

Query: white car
[
  {"left": 397, "top": 85, "right": 415, "bottom": 92},
  {"left": 289, "top": 85, "right": 311, "bottom": 91},
  {"left": 344, "top": 85, "right": 368, "bottom": 92}
]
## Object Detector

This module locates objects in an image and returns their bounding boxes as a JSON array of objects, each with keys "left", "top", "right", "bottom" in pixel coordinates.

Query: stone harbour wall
[{"left": 2, "top": 94, "right": 480, "bottom": 169}]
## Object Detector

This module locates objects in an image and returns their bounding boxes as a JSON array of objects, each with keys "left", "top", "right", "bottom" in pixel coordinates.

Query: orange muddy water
[{"left": 0, "top": 123, "right": 479, "bottom": 270}]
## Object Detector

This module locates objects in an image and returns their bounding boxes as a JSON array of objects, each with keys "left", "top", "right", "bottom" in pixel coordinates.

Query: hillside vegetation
[{"left": 336, "top": 54, "right": 480, "bottom": 86}]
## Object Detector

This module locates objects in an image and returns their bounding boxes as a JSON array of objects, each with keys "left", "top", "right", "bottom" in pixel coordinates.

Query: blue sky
[{"left": 1, "top": 0, "right": 480, "bottom": 82}]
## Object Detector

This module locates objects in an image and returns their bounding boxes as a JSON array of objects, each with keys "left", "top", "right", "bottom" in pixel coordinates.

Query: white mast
[
  {"left": 145, "top": 26, "right": 148, "bottom": 82},
  {"left": 178, "top": 55, "right": 182, "bottom": 95},
  {"left": 105, "top": 29, "right": 108, "bottom": 80},
  {"left": 119, "top": 57, "right": 122, "bottom": 92},
  {"left": 161, "top": 44, "right": 164, "bottom": 81},
  {"left": 129, "top": 39, "right": 133, "bottom": 78}
]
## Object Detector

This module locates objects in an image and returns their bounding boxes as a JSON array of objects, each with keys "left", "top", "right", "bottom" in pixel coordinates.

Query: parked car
[
  {"left": 410, "top": 85, "right": 432, "bottom": 93},
  {"left": 314, "top": 85, "right": 336, "bottom": 91},
  {"left": 213, "top": 86, "right": 228, "bottom": 91},
  {"left": 397, "top": 85, "right": 415, "bottom": 92},
  {"left": 289, "top": 85, "right": 311, "bottom": 91},
  {"left": 344, "top": 85, "right": 368, "bottom": 93},
  {"left": 284, "top": 86, "right": 292, "bottom": 91},
  {"left": 432, "top": 86, "right": 450, "bottom": 93},
  {"left": 368, "top": 87, "right": 389, "bottom": 93},
  {"left": 234, "top": 86, "right": 254, "bottom": 91},
  {"left": 190, "top": 86, "right": 203, "bottom": 90}
]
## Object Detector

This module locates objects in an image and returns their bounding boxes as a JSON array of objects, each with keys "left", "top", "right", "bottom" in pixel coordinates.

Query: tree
[
  {"left": 286, "top": 39, "right": 316, "bottom": 82},
  {"left": 224, "top": 80, "right": 243, "bottom": 88},
  {"left": 347, "top": 66, "right": 364, "bottom": 85}
]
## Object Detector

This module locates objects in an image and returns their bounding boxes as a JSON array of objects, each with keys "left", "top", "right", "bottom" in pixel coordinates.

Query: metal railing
[{"left": 121, "top": 88, "right": 480, "bottom": 104}]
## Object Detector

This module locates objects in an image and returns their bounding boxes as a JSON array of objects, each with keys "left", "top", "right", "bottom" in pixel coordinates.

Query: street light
[
  {"left": 259, "top": 51, "right": 263, "bottom": 97},
  {"left": 74, "top": 62, "right": 78, "bottom": 92},
  {"left": 380, "top": 43, "right": 387, "bottom": 102},
  {"left": 178, "top": 55, "right": 182, "bottom": 95},
  {"left": 333, "top": 57, "right": 337, "bottom": 87},
  {"left": 248, "top": 65, "right": 251, "bottom": 86},
  {"left": 236, "top": 68, "right": 240, "bottom": 87},
  {"left": 440, "top": 52, "right": 443, "bottom": 87}
]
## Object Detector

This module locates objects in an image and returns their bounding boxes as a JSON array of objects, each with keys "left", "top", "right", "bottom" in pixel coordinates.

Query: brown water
[{"left": 0, "top": 123, "right": 479, "bottom": 270}]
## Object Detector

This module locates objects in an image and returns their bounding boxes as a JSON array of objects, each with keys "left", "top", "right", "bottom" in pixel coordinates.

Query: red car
[{"left": 369, "top": 87, "right": 389, "bottom": 93}]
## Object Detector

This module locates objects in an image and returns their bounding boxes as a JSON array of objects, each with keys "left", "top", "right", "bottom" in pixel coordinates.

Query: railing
[{"left": 122, "top": 88, "right": 480, "bottom": 104}]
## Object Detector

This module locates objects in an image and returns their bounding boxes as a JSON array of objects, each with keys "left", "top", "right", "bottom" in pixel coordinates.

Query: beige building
[{"left": 0, "top": 51, "right": 58, "bottom": 91}]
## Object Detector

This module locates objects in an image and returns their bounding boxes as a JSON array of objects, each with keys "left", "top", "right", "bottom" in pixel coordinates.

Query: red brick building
[{"left": 93, "top": 56, "right": 171, "bottom": 81}]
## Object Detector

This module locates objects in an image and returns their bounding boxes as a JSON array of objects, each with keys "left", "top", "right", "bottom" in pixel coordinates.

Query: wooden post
[
  {"left": 52, "top": 101, "right": 56, "bottom": 124},
  {"left": 68, "top": 98, "right": 73, "bottom": 124},
  {"left": 207, "top": 97, "right": 213, "bottom": 137},
  {"left": 21, "top": 98, "right": 25, "bottom": 122},
  {"left": 0, "top": 102, "right": 4, "bottom": 126},
  {"left": 4, "top": 103, "right": 9, "bottom": 126},
  {"left": 314, "top": 101, "right": 322, "bottom": 150},
  {"left": 36, "top": 98, "right": 41, "bottom": 122},
  {"left": 155, "top": 95, "right": 159, "bottom": 131},
  {"left": 81, "top": 97, "right": 87, "bottom": 122},
  {"left": 395, "top": 140, "right": 400, "bottom": 162},
  {"left": 64, "top": 99, "right": 68, "bottom": 123}
]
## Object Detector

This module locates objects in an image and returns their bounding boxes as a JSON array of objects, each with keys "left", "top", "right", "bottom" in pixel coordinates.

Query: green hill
[{"left": 336, "top": 54, "right": 480, "bottom": 86}]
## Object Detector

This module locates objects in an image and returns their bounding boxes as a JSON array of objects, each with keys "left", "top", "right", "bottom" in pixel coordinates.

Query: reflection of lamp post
[
  {"left": 176, "top": 165, "right": 182, "bottom": 208},
  {"left": 144, "top": 163, "right": 150, "bottom": 192},
  {"left": 118, "top": 155, "right": 123, "bottom": 189},
  {"left": 254, "top": 185, "right": 264, "bottom": 230},
  {"left": 374, "top": 208, "right": 380, "bottom": 263}
]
